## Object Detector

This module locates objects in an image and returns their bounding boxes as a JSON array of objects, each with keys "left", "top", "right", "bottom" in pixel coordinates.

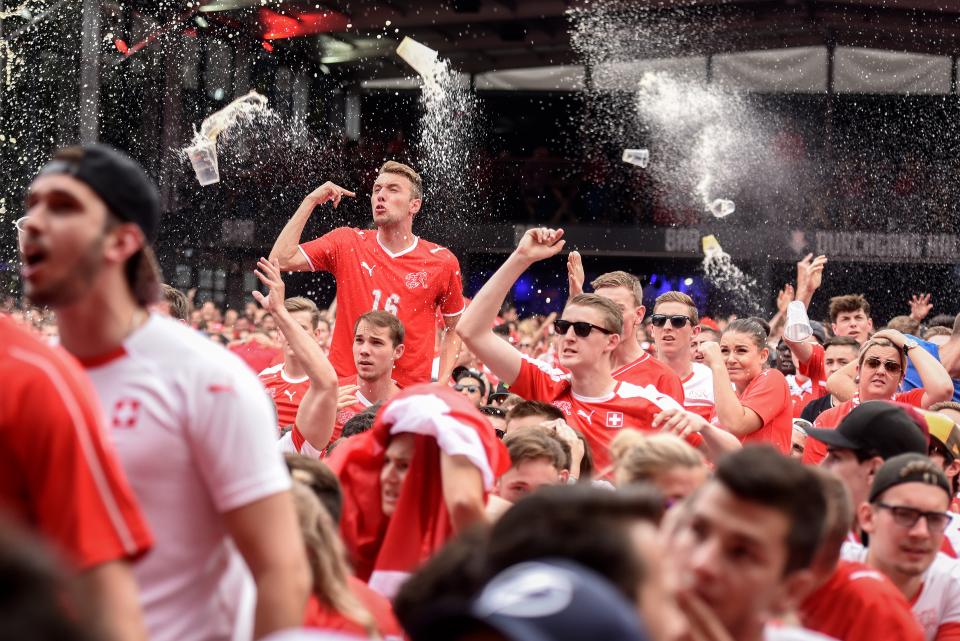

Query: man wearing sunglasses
[
  {"left": 567, "top": 256, "right": 684, "bottom": 404},
  {"left": 456, "top": 228, "right": 740, "bottom": 473},
  {"left": 803, "top": 329, "right": 953, "bottom": 465},
  {"left": 452, "top": 366, "right": 487, "bottom": 408},
  {"left": 844, "top": 453, "right": 960, "bottom": 641}
]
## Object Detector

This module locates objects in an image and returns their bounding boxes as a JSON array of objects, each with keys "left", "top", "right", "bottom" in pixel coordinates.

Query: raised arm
[
  {"left": 567, "top": 250, "right": 584, "bottom": 297},
  {"left": 825, "top": 359, "right": 858, "bottom": 402},
  {"left": 456, "top": 228, "right": 566, "bottom": 386},
  {"left": 437, "top": 315, "right": 463, "bottom": 383},
  {"left": 873, "top": 329, "right": 953, "bottom": 408},
  {"left": 269, "top": 182, "right": 355, "bottom": 271},
  {"left": 253, "top": 258, "right": 339, "bottom": 451},
  {"left": 440, "top": 452, "right": 487, "bottom": 531},
  {"left": 699, "top": 342, "right": 763, "bottom": 438}
]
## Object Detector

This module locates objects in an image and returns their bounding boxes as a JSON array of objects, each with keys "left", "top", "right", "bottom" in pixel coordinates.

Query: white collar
[{"left": 376, "top": 231, "right": 419, "bottom": 258}]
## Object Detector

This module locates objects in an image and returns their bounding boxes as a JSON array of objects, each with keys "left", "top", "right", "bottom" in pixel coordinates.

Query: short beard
[{"left": 26, "top": 233, "right": 106, "bottom": 308}]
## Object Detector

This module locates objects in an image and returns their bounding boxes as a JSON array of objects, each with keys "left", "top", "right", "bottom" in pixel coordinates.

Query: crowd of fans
[{"left": 6, "top": 143, "right": 960, "bottom": 641}]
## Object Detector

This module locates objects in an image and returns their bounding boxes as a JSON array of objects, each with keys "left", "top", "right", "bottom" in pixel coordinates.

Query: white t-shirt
[
  {"left": 765, "top": 626, "right": 838, "bottom": 640},
  {"left": 682, "top": 362, "right": 715, "bottom": 415},
  {"left": 85, "top": 315, "right": 291, "bottom": 641},
  {"left": 842, "top": 542, "right": 960, "bottom": 641}
]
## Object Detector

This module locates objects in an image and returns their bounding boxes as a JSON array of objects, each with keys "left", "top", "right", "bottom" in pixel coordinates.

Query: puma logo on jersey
[
  {"left": 283, "top": 390, "right": 296, "bottom": 401},
  {"left": 360, "top": 261, "right": 376, "bottom": 277},
  {"left": 577, "top": 409, "right": 595, "bottom": 423},
  {"left": 404, "top": 271, "right": 428, "bottom": 289}
]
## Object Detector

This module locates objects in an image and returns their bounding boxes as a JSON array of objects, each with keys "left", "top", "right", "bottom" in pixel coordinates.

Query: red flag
[{"left": 327, "top": 383, "right": 508, "bottom": 597}]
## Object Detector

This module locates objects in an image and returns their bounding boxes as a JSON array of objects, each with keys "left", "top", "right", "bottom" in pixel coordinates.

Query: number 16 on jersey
[{"left": 371, "top": 289, "right": 400, "bottom": 315}]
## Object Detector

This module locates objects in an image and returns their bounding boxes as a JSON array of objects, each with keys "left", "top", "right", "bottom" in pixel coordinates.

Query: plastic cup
[
  {"left": 701, "top": 234, "right": 723, "bottom": 258},
  {"left": 188, "top": 139, "right": 220, "bottom": 186},
  {"left": 622, "top": 148, "right": 649, "bottom": 168},
  {"left": 708, "top": 199, "right": 735, "bottom": 218},
  {"left": 784, "top": 300, "right": 813, "bottom": 342},
  {"left": 397, "top": 37, "right": 439, "bottom": 79}
]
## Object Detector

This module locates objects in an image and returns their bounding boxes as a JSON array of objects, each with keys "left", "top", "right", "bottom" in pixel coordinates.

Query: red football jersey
[
  {"left": 0, "top": 315, "right": 152, "bottom": 570},
  {"left": 712, "top": 369, "right": 792, "bottom": 454},
  {"left": 786, "top": 374, "right": 819, "bottom": 418},
  {"left": 508, "top": 356, "right": 694, "bottom": 472},
  {"left": 258, "top": 363, "right": 311, "bottom": 430},
  {"left": 797, "top": 343, "right": 829, "bottom": 399},
  {"left": 333, "top": 374, "right": 378, "bottom": 443},
  {"left": 300, "top": 227, "right": 465, "bottom": 387},
  {"left": 612, "top": 353, "right": 686, "bottom": 404},
  {"left": 803, "top": 389, "right": 925, "bottom": 465},
  {"left": 800, "top": 560, "right": 924, "bottom": 641}
]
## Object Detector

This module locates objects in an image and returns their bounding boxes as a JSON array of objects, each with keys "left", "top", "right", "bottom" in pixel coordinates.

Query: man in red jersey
[
  {"left": 259, "top": 296, "right": 323, "bottom": 431},
  {"left": 1, "top": 314, "right": 153, "bottom": 641},
  {"left": 270, "top": 161, "right": 464, "bottom": 388},
  {"left": 568, "top": 253, "right": 684, "bottom": 403},
  {"left": 799, "top": 469, "right": 924, "bottom": 641},
  {"left": 457, "top": 227, "right": 739, "bottom": 472}
]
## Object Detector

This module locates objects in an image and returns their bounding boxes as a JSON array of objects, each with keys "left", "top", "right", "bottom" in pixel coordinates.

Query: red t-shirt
[
  {"left": 713, "top": 369, "right": 792, "bottom": 454},
  {"left": 786, "top": 374, "right": 818, "bottom": 418},
  {"left": 332, "top": 374, "right": 378, "bottom": 444},
  {"left": 803, "top": 389, "right": 926, "bottom": 465},
  {"left": 0, "top": 315, "right": 152, "bottom": 570},
  {"left": 612, "top": 353, "right": 686, "bottom": 404},
  {"left": 303, "top": 576, "right": 403, "bottom": 639},
  {"left": 300, "top": 227, "right": 465, "bottom": 387},
  {"left": 800, "top": 560, "right": 924, "bottom": 641},
  {"left": 797, "top": 343, "right": 829, "bottom": 399},
  {"left": 258, "top": 363, "right": 311, "bottom": 431},
  {"left": 508, "top": 356, "right": 694, "bottom": 471}
]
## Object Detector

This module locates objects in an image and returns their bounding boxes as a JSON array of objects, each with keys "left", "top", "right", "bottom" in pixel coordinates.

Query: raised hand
[
  {"left": 567, "top": 250, "right": 585, "bottom": 296},
  {"left": 871, "top": 328, "right": 907, "bottom": 348},
  {"left": 776, "top": 283, "right": 795, "bottom": 314},
  {"left": 516, "top": 227, "right": 566, "bottom": 264},
  {"left": 909, "top": 293, "right": 933, "bottom": 322},
  {"left": 698, "top": 340, "right": 724, "bottom": 368},
  {"left": 306, "top": 181, "right": 356, "bottom": 209},
  {"left": 252, "top": 257, "right": 285, "bottom": 314}
]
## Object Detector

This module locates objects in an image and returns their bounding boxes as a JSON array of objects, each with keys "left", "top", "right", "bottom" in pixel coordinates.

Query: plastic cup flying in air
[
  {"left": 396, "top": 37, "right": 440, "bottom": 79},
  {"left": 188, "top": 139, "right": 220, "bottom": 186},
  {"left": 622, "top": 149, "right": 649, "bottom": 168},
  {"left": 708, "top": 199, "right": 735, "bottom": 218},
  {"left": 701, "top": 234, "right": 723, "bottom": 259},
  {"left": 784, "top": 300, "right": 813, "bottom": 342}
]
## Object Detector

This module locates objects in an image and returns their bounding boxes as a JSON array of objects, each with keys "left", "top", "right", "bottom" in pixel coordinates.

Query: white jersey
[
  {"left": 84, "top": 314, "right": 291, "bottom": 641},
  {"left": 682, "top": 362, "right": 715, "bottom": 416},
  {"left": 842, "top": 543, "right": 960, "bottom": 641}
]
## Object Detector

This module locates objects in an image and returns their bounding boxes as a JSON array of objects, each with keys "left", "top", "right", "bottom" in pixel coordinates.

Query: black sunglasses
[
  {"left": 553, "top": 319, "right": 615, "bottom": 338},
  {"left": 863, "top": 357, "right": 902, "bottom": 374},
  {"left": 454, "top": 384, "right": 481, "bottom": 394},
  {"left": 875, "top": 502, "right": 951, "bottom": 533},
  {"left": 650, "top": 314, "right": 693, "bottom": 329}
]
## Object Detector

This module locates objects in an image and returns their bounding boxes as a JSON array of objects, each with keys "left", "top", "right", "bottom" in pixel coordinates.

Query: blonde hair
[
  {"left": 613, "top": 434, "right": 705, "bottom": 487},
  {"left": 653, "top": 291, "right": 700, "bottom": 325},
  {"left": 291, "top": 482, "right": 378, "bottom": 638},
  {"left": 379, "top": 160, "right": 423, "bottom": 200},
  {"left": 591, "top": 271, "right": 643, "bottom": 307},
  {"left": 284, "top": 296, "right": 320, "bottom": 330},
  {"left": 565, "top": 293, "right": 623, "bottom": 335}
]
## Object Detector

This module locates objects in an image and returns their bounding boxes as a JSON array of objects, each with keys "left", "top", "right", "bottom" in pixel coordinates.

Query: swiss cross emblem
[
  {"left": 404, "top": 271, "right": 428, "bottom": 289},
  {"left": 605, "top": 412, "right": 624, "bottom": 428},
  {"left": 112, "top": 398, "right": 141, "bottom": 429}
]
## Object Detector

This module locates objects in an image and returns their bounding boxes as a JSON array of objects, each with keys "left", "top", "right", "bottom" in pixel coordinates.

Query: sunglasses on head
[
  {"left": 863, "top": 357, "right": 902, "bottom": 374},
  {"left": 650, "top": 314, "right": 693, "bottom": 329},
  {"left": 553, "top": 319, "right": 614, "bottom": 338},
  {"left": 454, "top": 384, "right": 480, "bottom": 394}
]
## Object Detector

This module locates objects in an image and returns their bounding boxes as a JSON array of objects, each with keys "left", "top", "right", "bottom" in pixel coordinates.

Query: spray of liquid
[
  {"left": 183, "top": 91, "right": 271, "bottom": 186},
  {"left": 701, "top": 235, "right": 762, "bottom": 315}
]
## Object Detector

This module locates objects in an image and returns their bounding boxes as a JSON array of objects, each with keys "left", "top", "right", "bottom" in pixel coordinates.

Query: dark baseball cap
[
  {"left": 490, "top": 382, "right": 511, "bottom": 402},
  {"left": 38, "top": 144, "right": 161, "bottom": 244},
  {"left": 805, "top": 401, "right": 928, "bottom": 459},
  {"left": 409, "top": 559, "right": 650, "bottom": 641},
  {"left": 868, "top": 453, "right": 951, "bottom": 503}
]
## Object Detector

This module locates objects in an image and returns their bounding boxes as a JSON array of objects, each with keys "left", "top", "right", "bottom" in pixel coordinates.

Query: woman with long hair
[{"left": 700, "top": 317, "right": 793, "bottom": 453}]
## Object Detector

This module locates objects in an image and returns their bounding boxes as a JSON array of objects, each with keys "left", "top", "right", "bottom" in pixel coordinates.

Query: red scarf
[{"left": 327, "top": 383, "right": 509, "bottom": 597}]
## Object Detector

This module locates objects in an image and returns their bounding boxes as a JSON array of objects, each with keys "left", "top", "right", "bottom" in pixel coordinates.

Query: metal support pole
[{"left": 79, "top": 0, "right": 101, "bottom": 142}]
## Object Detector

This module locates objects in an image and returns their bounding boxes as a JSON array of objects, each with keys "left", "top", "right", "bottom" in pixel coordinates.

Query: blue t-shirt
[{"left": 901, "top": 335, "right": 960, "bottom": 402}]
